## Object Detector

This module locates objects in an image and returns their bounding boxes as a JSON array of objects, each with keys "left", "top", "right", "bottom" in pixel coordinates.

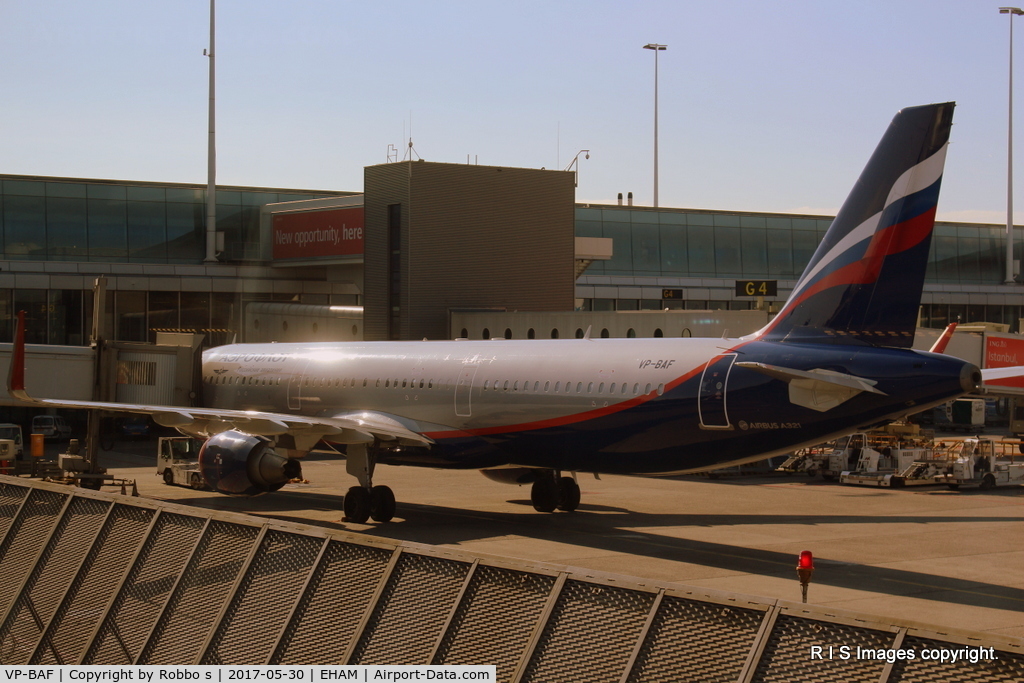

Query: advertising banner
[
  {"left": 984, "top": 334, "right": 1024, "bottom": 388},
  {"left": 272, "top": 207, "right": 364, "bottom": 260}
]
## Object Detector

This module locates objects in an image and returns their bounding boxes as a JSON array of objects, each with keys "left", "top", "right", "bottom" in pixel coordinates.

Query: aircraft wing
[{"left": 6, "top": 312, "right": 432, "bottom": 450}]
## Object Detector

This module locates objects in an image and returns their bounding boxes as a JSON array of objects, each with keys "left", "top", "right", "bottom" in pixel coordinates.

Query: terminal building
[{"left": 1, "top": 163, "right": 1023, "bottom": 353}]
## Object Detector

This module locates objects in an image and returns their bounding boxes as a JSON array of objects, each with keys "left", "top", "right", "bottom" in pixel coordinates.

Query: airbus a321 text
[{"left": 7, "top": 102, "right": 1020, "bottom": 523}]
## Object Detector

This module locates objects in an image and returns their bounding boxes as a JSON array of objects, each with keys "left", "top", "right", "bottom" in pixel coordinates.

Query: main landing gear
[
  {"left": 530, "top": 471, "right": 581, "bottom": 513},
  {"left": 342, "top": 441, "right": 396, "bottom": 524}
]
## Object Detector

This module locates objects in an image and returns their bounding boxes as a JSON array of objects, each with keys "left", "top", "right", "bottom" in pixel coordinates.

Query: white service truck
[
  {"left": 943, "top": 438, "right": 1024, "bottom": 490},
  {"left": 157, "top": 436, "right": 208, "bottom": 490}
]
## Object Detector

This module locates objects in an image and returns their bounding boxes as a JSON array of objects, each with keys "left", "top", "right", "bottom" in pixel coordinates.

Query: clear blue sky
[{"left": 0, "top": 1, "right": 1019, "bottom": 223}]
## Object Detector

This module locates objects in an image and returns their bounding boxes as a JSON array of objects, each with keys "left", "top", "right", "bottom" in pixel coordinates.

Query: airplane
[{"left": 6, "top": 101, "right": 1016, "bottom": 524}]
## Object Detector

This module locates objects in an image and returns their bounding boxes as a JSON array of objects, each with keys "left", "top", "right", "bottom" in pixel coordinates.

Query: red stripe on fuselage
[{"left": 422, "top": 346, "right": 750, "bottom": 440}]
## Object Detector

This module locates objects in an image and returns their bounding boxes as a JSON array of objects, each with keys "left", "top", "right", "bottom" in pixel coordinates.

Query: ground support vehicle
[
  {"left": 776, "top": 446, "right": 830, "bottom": 476},
  {"left": 885, "top": 458, "right": 952, "bottom": 487},
  {"left": 939, "top": 438, "right": 1024, "bottom": 490},
  {"left": 839, "top": 446, "right": 932, "bottom": 487},
  {"left": 157, "top": 436, "right": 208, "bottom": 490}
]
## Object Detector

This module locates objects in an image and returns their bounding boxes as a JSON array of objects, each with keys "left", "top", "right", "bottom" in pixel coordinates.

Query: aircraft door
[
  {"left": 698, "top": 354, "right": 736, "bottom": 429},
  {"left": 287, "top": 359, "right": 310, "bottom": 411},
  {"left": 455, "top": 364, "right": 478, "bottom": 418}
]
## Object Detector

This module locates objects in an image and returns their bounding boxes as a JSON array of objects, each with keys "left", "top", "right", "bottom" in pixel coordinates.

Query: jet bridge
[{"left": 0, "top": 476, "right": 1020, "bottom": 679}]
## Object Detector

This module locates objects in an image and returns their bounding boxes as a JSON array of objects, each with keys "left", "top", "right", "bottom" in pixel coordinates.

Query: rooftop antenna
[
  {"left": 403, "top": 113, "right": 421, "bottom": 161},
  {"left": 387, "top": 144, "right": 398, "bottom": 163}
]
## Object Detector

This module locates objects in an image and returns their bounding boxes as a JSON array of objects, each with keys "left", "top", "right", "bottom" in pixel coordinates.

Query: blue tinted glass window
[
  {"left": 660, "top": 223, "right": 686, "bottom": 274},
  {"left": 46, "top": 197, "right": 88, "bottom": 260},
  {"left": 767, "top": 229, "right": 794, "bottom": 277},
  {"left": 46, "top": 183, "right": 87, "bottom": 198},
  {"left": 686, "top": 213, "right": 714, "bottom": 226},
  {"left": 792, "top": 230, "right": 819, "bottom": 274},
  {"left": 713, "top": 214, "right": 741, "bottom": 228},
  {"left": 631, "top": 222, "right": 660, "bottom": 273},
  {"left": 602, "top": 221, "right": 633, "bottom": 274},
  {"left": 631, "top": 211, "right": 658, "bottom": 224},
  {"left": 127, "top": 186, "right": 166, "bottom": 202},
  {"left": 741, "top": 227, "right": 767, "bottom": 277},
  {"left": 932, "top": 226, "right": 959, "bottom": 282},
  {"left": 242, "top": 192, "right": 278, "bottom": 207},
  {"left": 956, "top": 227, "right": 981, "bottom": 283},
  {"left": 127, "top": 201, "right": 167, "bottom": 260},
  {"left": 4, "top": 195, "right": 46, "bottom": 258},
  {"left": 86, "top": 184, "right": 126, "bottom": 200},
  {"left": 977, "top": 228, "right": 1002, "bottom": 284},
  {"left": 3, "top": 180, "right": 45, "bottom": 196},
  {"left": 687, "top": 225, "right": 715, "bottom": 275},
  {"left": 166, "top": 188, "right": 203, "bottom": 203},
  {"left": 87, "top": 198, "right": 127, "bottom": 259},
  {"left": 166, "top": 202, "right": 202, "bottom": 261},
  {"left": 715, "top": 227, "right": 742, "bottom": 276},
  {"left": 576, "top": 220, "right": 601, "bottom": 238}
]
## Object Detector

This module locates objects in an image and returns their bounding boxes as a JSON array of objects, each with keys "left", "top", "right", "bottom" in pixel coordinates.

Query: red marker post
[{"left": 796, "top": 550, "right": 814, "bottom": 603}]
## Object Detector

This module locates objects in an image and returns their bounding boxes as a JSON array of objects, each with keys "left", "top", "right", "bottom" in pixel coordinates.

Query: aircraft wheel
[
  {"left": 531, "top": 476, "right": 558, "bottom": 513},
  {"left": 947, "top": 483, "right": 960, "bottom": 491},
  {"left": 344, "top": 486, "right": 371, "bottom": 523},
  {"left": 190, "top": 472, "right": 205, "bottom": 491},
  {"left": 369, "top": 485, "right": 396, "bottom": 522},
  {"left": 556, "top": 477, "right": 581, "bottom": 512},
  {"left": 980, "top": 473, "right": 996, "bottom": 490},
  {"left": 162, "top": 469, "right": 174, "bottom": 486}
]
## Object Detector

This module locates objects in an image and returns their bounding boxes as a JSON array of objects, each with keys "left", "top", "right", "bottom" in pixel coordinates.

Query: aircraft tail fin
[
  {"left": 7, "top": 310, "right": 33, "bottom": 403},
  {"left": 759, "top": 102, "right": 954, "bottom": 347}
]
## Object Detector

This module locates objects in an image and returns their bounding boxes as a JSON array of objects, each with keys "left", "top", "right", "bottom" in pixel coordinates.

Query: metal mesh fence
[{"left": 0, "top": 474, "right": 1020, "bottom": 681}]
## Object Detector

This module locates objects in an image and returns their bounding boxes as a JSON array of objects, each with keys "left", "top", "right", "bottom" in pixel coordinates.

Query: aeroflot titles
[{"left": 220, "top": 353, "right": 289, "bottom": 363}]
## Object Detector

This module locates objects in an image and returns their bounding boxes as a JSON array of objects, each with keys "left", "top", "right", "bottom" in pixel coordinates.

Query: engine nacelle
[
  {"left": 480, "top": 467, "right": 543, "bottom": 485},
  {"left": 199, "top": 430, "right": 302, "bottom": 496}
]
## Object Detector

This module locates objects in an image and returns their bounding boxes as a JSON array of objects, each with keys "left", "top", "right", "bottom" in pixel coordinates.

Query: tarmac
[{"left": 29, "top": 434, "right": 1024, "bottom": 642}]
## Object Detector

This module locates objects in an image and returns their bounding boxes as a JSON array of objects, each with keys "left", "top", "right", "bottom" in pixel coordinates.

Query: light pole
[
  {"left": 1001, "top": 7, "right": 1023, "bottom": 284},
  {"left": 204, "top": 0, "right": 218, "bottom": 263},
  {"left": 644, "top": 43, "right": 667, "bottom": 207}
]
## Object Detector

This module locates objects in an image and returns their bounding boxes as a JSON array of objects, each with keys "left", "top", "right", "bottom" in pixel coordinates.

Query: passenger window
[
  {"left": 576, "top": 382, "right": 583, "bottom": 393},
  {"left": 513, "top": 381, "right": 519, "bottom": 391},
  {"left": 484, "top": 380, "right": 490, "bottom": 390},
  {"left": 657, "top": 383, "right": 665, "bottom": 395},
  {"left": 544, "top": 381, "right": 550, "bottom": 391},
  {"left": 610, "top": 382, "right": 616, "bottom": 393},
  {"left": 599, "top": 382, "right": 604, "bottom": 393},
  {"left": 534, "top": 381, "right": 540, "bottom": 392},
  {"left": 645, "top": 383, "right": 652, "bottom": 394},
  {"left": 587, "top": 382, "right": 593, "bottom": 393},
  {"left": 554, "top": 382, "right": 560, "bottom": 392},
  {"left": 633, "top": 383, "right": 640, "bottom": 395},
  {"left": 503, "top": 380, "right": 510, "bottom": 391}
]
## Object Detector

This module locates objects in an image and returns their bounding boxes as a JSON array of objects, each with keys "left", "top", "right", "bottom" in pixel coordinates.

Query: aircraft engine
[
  {"left": 480, "top": 467, "right": 542, "bottom": 485},
  {"left": 199, "top": 430, "right": 302, "bottom": 496}
]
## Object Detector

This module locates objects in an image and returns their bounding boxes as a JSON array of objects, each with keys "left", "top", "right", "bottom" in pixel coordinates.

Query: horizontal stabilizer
[
  {"left": 977, "top": 366, "right": 1024, "bottom": 396},
  {"left": 736, "top": 362, "right": 885, "bottom": 412}
]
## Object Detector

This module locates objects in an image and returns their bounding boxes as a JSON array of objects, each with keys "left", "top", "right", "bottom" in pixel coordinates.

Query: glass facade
[
  {"left": 0, "top": 177, "right": 346, "bottom": 263},
  {"left": 575, "top": 206, "right": 1023, "bottom": 285}
]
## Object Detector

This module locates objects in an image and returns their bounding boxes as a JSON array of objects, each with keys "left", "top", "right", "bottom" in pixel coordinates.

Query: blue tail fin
[{"left": 760, "top": 102, "right": 954, "bottom": 347}]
